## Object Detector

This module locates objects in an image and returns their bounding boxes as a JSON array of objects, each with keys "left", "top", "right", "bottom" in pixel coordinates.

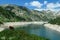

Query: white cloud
[
  {"left": 47, "top": 3, "right": 55, "bottom": 9},
  {"left": 25, "top": 3, "right": 28, "bottom": 6},
  {"left": 34, "top": 8, "right": 41, "bottom": 11},
  {"left": 24, "top": 1, "right": 60, "bottom": 11},
  {"left": 30, "top": 1, "right": 43, "bottom": 8},
  {"left": 56, "top": 3, "right": 60, "bottom": 7},
  {"left": 34, "top": 8, "right": 60, "bottom": 11},
  {"left": 44, "top": 1, "right": 47, "bottom": 4},
  {"left": 34, "top": 8, "right": 46, "bottom": 11},
  {"left": 47, "top": 2, "right": 60, "bottom": 9},
  {"left": 35, "top": 2, "right": 60, "bottom": 11}
]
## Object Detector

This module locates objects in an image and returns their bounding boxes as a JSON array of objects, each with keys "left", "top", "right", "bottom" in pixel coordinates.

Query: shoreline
[
  {"left": 0, "top": 22, "right": 60, "bottom": 32},
  {"left": 44, "top": 23, "right": 60, "bottom": 32}
]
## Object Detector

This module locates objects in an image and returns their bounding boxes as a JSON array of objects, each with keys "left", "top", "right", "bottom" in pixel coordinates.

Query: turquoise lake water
[{"left": 17, "top": 24, "right": 60, "bottom": 40}]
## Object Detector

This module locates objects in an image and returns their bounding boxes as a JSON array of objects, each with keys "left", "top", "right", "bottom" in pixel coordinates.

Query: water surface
[{"left": 16, "top": 24, "right": 60, "bottom": 40}]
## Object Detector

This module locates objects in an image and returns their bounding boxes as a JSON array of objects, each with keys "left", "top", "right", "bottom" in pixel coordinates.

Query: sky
[{"left": 0, "top": 0, "right": 60, "bottom": 11}]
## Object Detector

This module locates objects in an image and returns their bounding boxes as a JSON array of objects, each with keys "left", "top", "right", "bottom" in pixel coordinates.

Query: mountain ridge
[{"left": 0, "top": 4, "right": 58, "bottom": 22}]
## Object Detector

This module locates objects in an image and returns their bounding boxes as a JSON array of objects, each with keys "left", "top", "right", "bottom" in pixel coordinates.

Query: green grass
[{"left": 0, "top": 29, "right": 49, "bottom": 40}]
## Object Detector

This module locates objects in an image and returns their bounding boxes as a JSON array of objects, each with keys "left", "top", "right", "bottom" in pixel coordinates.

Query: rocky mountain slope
[{"left": 0, "top": 4, "right": 57, "bottom": 22}]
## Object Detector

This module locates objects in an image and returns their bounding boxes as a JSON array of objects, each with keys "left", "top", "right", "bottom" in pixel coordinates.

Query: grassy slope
[{"left": 0, "top": 29, "right": 49, "bottom": 40}]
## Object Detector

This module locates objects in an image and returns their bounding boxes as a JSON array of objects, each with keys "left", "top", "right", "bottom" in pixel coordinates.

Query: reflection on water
[{"left": 16, "top": 24, "right": 60, "bottom": 40}]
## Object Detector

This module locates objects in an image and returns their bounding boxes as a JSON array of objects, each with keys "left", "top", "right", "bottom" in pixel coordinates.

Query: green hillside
[
  {"left": 0, "top": 7, "right": 26, "bottom": 22},
  {"left": 49, "top": 16, "right": 60, "bottom": 25},
  {"left": 0, "top": 29, "right": 49, "bottom": 40},
  {"left": 0, "top": 4, "right": 56, "bottom": 22}
]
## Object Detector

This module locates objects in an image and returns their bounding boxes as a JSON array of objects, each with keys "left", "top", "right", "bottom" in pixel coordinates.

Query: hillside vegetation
[
  {"left": 49, "top": 16, "right": 60, "bottom": 25},
  {"left": 0, "top": 4, "right": 56, "bottom": 22},
  {"left": 0, "top": 7, "right": 26, "bottom": 22},
  {"left": 0, "top": 4, "right": 60, "bottom": 25},
  {"left": 0, "top": 29, "right": 49, "bottom": 40}
]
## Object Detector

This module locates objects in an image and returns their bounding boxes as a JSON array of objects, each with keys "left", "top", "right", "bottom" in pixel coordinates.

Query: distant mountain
[{"left": 0, "top": 4, "right": 57, "bottom": 22}]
